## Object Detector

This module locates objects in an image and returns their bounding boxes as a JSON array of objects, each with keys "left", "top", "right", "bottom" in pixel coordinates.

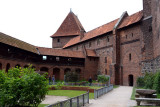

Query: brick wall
[{"left": 119, "top": 25, "right": 142, "bottom": 86}]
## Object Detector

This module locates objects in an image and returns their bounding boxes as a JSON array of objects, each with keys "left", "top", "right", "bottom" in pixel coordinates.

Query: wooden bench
[
  {"left": 135, "top": 94, "right": 157, "bottom": 98},
  {"left": 135, "top": 98, "right": 160, "bottom": 106}
]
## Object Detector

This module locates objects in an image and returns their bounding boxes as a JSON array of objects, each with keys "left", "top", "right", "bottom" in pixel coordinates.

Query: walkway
[{"left": 86, "top": 86, "right": 136, "bottom": 107}]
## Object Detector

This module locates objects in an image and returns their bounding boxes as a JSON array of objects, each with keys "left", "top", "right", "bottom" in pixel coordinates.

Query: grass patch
[
  {"left": 131, "top": 87, "right": 136, "bottom": 100},
  {"left": 48, "top": 90, "right": 94, "bottom": 99},
  {"left": 38, "top": 104, "right": 49, "bottom": 107},
  {"left": 113, "top": 85, "right": 119, "bottom": 89}
]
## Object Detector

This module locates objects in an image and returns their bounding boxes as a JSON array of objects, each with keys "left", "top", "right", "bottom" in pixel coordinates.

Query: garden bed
[{"left": 49, "top": 86, "right": 95, "bottom": 93}]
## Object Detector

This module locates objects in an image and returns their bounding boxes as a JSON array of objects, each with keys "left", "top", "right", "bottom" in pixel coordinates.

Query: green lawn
[
  {"left": 47, "top": 90, "right": 94, "bottom": 99},
  {"left": 49, "top": 85, "right": 102, "bottom": 89},
  {"left": 38, "top": 104, "right": 49, "bottom": 107},
  {"left": 131, "top": 87, "right": 136, "bottom": 100}
]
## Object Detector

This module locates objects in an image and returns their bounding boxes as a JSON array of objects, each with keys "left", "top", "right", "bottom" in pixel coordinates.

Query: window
[
  {"left": 131, "top": 33, "right": 133, "bottom": 37},
  {"left": 89, "top": 42, "right": 91, "bottom": 48},
  {"left": 105, "top": 57, "right": 107, "bottom": 63},
  {"left": 42, "top": 56, "right": 47, "bottom": 60},
  {"left": 68, "top": 58, "right": 72, "bottom": 61},
  {"left": 97, "top": 39, "right": 100, "bottom": 45},
  {"left": 57, "top": 38, "right": 60, "bottom": 43},
  {"left": 107, "top": 37, "right": 110, "bottom": 42},
  {"left": 76, "top": 46, "right": 78, "bottom": 50},
  {"left": 129, "top": 53, "right": 131, "bottom": 61},
  {"left": 148, "top": 26, "right": 152, "bottom": 32},
  {"left": 56, "top": 57, "right": 60, "bottom": 61},
  {"left": 105, "top": 69, "right": 107, "bottom": 75}
]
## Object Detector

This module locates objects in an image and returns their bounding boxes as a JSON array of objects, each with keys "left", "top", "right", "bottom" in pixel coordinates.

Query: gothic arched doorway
[{"left": 128, "top": 74, "right": 134, "bottom": 86}]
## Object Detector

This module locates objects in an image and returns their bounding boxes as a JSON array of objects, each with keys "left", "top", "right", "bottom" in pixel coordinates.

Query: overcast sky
[{"left": 0, "top": 0, "right": 143, "bottom": 48}]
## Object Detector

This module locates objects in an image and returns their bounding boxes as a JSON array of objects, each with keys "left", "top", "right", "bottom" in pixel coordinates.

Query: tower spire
[{"left": 70, "top": 8, "right": 72, "bottom": 13}]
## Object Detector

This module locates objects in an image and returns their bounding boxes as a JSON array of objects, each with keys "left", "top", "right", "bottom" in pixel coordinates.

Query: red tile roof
[
  {"left": 63, "top": 11, "right": 143, "bottom": 48},
  {"left": 63, "top": 18, "right": 119, "bottom": 48},
  {"left": 51, "top": 11, "right": 85, "bottom": 37},
  {"left": 37, "top": 47, "right": 85, "bottom": 58},
  {"left": 0, "top": 32, "right": 37, "bottom": 53},
  {"left": 118, "top": 10, "right": 143, "bottom": 29},
  {"left": 86, "top": 49, "right": 97, "bottom": 57}
]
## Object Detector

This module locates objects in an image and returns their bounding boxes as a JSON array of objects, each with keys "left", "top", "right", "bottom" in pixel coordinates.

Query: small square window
[
  {"left": 68, "top": 58, "right": 72, "bottom": 61},
  {"left": 42, "top": 56, "right": 47, "bottom": 60},
  {"left": 56, "top": 57, "right": 60, "bottom": 61}
]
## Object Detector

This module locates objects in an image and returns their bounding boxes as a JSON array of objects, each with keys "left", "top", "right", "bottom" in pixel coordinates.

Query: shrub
[
  {"left": 55, "top": 82, "right": 64, "bottom": 90},
  {"left": 0, "top": 65, "right": 48, "bottom": 107},
  {"left": 65, "top": 71, "right": 79, "bottom": 82},
  {"left": 153, "top": 71, "right": 160, "bottom": 93},
  {"left": 144, "top": 72, "right": 155, "bottom": 89},
  {"left": 136, "top": 76, "right": 145, "bottom": 87},
  {"left": 98, "top": 75, "right": 109, "bottom": 84}
]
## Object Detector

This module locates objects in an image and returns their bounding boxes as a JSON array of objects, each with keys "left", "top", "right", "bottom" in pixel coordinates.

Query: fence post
[
  {"left": 88, "top": 91, "right": 89, "bottom": 104},
  {"left": 83, "top": 94, "right": 84, "bottom": 106},
  {"left": 60, "top": 102, "right": 63, "bottom": 107},
  {"left": 70, "top": 98, "right": 72, "bottom": 107},
  {"left": 77, "top": 96, "right": 79, "bottom": 107}
]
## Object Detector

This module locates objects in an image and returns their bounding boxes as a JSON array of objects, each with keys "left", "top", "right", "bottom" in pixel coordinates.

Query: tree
[
  {"left": 65, "top": 71, "right": 79, "bottom": 83},
  {"left": 0, "top": 65, "right": 48, "bottom": 107}
]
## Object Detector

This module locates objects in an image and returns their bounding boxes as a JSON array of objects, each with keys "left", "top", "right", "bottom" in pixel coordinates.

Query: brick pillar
[{"left": 60, "top": 69, "right": 64, "bottom": 80}]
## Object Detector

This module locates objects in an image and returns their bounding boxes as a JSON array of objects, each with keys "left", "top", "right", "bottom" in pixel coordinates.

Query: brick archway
[
  {"left": 24, "top": 65, "right": 29, "bottom": 68},
  {"left": 15, "top": 64, "right": 21, "bottom": 68},
  {"left": 64, "top": 68, "right": 71, "bottom": 75},
  {"left": 40, "top": 67, "right": 49, "bottom": 75},
  {"left": 6, "top": 63, "right": 10, "bottom": 72},
  {"left": 53, "top": 68, "right": 60, "bottom": 80}
]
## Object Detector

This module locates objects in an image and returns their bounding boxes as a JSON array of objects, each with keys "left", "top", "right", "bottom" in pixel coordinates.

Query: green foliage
[
  {"left": 136, "top": 76, "right": 145, "bottom": 87},
  {"left": 0, "top": 65, "right": 48, "bottom": 107},
  {"left": 98, "top": 75, "right": 109, "bottom": 83},
  {"left": 153, "top": 71, "right": 160, "bottom": 93},
  {"left": 65, "top": 71, "right": 79, "bottom": 82},
  {"left": 144, "top": 72, "right": 155, "bottom": 89},
  {"left": 55, "top": 82, "right": 64, "bottom": 90}
]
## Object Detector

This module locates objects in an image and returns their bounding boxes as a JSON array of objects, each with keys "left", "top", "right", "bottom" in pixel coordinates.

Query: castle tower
[
  {"left": 143, "top": 0, "right": 152, "bottom": 18},
  {"left": 51, "top": 11, "right": 85, "bottom": 49}
]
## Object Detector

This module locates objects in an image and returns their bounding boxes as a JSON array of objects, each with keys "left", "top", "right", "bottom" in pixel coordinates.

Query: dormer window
[{"left": 42, "top": 56, "right": 47, "bottom": 60}]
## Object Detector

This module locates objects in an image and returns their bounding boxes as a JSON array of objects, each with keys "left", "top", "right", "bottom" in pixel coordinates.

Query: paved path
[{"left": 86, "top": 86, "right": 136, "bottom": 107}]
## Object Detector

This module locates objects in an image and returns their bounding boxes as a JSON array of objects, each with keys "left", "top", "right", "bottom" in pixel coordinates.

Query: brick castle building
[{"left": 0, "top": 0, "right": 160, "bottom": 86}]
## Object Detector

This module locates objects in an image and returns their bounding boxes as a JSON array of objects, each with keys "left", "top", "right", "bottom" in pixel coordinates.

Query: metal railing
[
  {"left": 94, "top": 85, "right": 113, "bottom": 99},
  {"left": 46, "top": 92, "right": 89, "bottom": 107}
]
